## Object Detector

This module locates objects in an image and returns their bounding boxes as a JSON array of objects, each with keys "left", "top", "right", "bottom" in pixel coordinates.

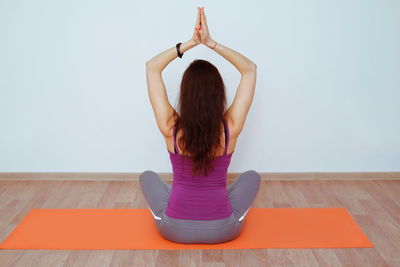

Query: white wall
[{"left": 0, "top": 0, "right": 399, "bottom": 172}]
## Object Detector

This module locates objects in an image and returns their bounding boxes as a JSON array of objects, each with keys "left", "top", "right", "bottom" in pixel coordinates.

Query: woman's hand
[
  {"left": 198, "top": 7, "right": 215, "bottom": 48},
  {"left": 191, "top": 7, "right": 202, "bottom": 45}
]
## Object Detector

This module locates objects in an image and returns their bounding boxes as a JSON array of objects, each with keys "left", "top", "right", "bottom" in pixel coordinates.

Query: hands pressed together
[{"left": 192, "top": 7, "right": 216, "bottom": 48}]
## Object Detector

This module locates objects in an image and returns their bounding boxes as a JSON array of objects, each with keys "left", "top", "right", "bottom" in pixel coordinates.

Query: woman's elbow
[{"left": 145, "top": 61, "right": 153, "bottom": 68}]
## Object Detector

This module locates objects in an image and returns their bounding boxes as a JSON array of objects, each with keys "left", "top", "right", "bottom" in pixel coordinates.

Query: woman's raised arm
[{"left": 199, "top": 7, "right": 257, "bottom": 138}]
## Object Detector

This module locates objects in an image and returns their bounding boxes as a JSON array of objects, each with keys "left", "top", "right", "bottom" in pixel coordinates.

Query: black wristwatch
[{"left": 176, "top": 42, "right": 183, "bottom": 58}]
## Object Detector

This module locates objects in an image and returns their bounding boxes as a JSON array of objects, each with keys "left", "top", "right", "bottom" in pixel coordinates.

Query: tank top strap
[
  {"left": 173, "top": 125, "right": 179, "bottom": 155},
  {"left": 223, "top": 119, "right": 230, "bottom": 155}
]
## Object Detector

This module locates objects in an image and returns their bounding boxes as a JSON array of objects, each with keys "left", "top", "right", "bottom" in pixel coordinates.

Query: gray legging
[{"left": 139, "top": 170, "right": 261, "bottom": 244}]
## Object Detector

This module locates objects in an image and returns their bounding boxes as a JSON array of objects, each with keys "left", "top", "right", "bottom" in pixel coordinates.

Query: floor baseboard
[{"left": 0, "top": 172, "right": 399, "bottom": 181}]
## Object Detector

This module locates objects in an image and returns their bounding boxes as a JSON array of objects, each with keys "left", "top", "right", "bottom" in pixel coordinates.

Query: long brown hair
[{"left": 173, "top": 59, "right": 227, "bottom": 177}]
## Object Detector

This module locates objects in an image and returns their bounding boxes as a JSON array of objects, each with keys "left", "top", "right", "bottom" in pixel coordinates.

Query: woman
[{"left": 140, "top": 6, "right": 260, "bottom": 244}]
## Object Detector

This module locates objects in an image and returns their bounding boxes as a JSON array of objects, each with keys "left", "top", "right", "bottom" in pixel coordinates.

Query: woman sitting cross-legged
[{"left": 140, "top": 6, "right": 260, "bottom": 244}]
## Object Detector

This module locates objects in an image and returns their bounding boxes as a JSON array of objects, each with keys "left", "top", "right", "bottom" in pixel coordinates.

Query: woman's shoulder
[{"left": 223, "top": 112, "right": 239, "bottom": 139}]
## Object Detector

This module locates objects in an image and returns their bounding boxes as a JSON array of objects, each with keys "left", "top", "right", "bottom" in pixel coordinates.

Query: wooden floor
[{"left": 0, "top": 179, "right": 399, "bottom": 267}]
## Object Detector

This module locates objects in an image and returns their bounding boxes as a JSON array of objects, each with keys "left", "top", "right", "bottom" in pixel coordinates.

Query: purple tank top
[{"left": 165, "top": 119, "right": 234, "bottom": 220}]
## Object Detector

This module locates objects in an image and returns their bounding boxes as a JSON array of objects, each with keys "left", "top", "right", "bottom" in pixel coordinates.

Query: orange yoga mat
[{"left": 0, "top": 208, "right": 373, "bottom": 250}]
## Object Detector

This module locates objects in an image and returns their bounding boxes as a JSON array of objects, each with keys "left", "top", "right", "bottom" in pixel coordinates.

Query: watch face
[{"left": 176, "top": 43, "right": 183, "bottom": 57}]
